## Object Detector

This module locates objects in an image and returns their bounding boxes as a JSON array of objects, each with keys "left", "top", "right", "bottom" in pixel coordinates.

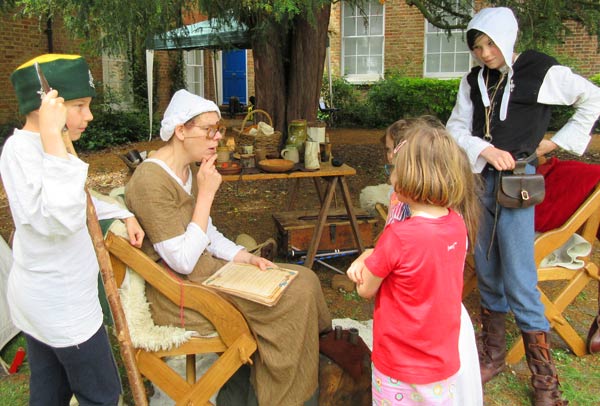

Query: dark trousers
[{"left": 25, "top": 325, "right": 121, "bottom": 406}]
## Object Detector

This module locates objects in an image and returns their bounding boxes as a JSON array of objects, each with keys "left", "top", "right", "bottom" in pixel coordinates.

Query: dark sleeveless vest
[{"left": 466, "top": 50, "right": 559, "bottom": 158}]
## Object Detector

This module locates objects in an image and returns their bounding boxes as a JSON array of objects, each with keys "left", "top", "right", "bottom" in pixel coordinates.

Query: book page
[{"left": 202, "top": 262, "right": 298, "bottom": 300}]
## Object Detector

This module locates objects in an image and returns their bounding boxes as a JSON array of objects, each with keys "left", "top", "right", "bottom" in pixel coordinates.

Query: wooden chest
[{"left": 273, "top": 208, "right": 377, "bottom": 257}]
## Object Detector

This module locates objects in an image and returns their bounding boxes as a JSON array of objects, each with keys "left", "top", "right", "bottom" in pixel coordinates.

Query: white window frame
[
  {"left": 423, "top": 2, "right": 473, "bottom": 79},
  {"left": 101, "top": 52, "right": 133, "bottom": 109},
  {"left": 341, "top": 0, "right": 385, "bottom": 84},
  {"left": 184, "top": 49, "right": 204, "bottom": 96}
]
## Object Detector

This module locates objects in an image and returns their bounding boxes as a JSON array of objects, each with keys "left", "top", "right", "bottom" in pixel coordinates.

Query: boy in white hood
[{"left": 447, "top": 7, "right": 600, "bottom": 406}]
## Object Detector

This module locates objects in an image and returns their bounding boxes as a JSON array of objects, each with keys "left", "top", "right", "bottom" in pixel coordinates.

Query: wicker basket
[{"left": 233, "top": 109, "right": 282, "bottom": 156}]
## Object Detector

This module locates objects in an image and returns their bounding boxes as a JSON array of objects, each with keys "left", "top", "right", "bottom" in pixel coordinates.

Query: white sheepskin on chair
[
  {"left": 108, "top": 220, "right": 197, "bottom": 352},
  {"left": 359, "top": 183, "right": 391, "bottom": 213},
  {"left": 119, "top": 270, "right": 197, "bottom": 352}
]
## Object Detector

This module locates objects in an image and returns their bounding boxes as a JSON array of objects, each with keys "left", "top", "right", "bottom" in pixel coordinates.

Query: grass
[
  {"left": 483, "top": 349, "right": 600, "bottom": 405},
  {"left": 0, "top": 334, "right": 29, "bottom": 405}
]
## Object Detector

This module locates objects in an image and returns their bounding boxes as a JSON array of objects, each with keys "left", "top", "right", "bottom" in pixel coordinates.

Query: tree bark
[
  {"left": 287, "top": 4, "right": 331, "bottom": 126},
  {"left": 252, "top": 22, "right": 288, "bottom": 138},
  {"left": 251, "top": 4, "right": 331, "bottom": 142}
]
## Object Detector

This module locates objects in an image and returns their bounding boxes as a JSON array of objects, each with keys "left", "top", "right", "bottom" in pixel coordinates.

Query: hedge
[
  {"left": 330, "top": 73, "right": 600, "bottom": 132},
  {"left": 0, "top": 108, "right": 152, "bottom": 152}
]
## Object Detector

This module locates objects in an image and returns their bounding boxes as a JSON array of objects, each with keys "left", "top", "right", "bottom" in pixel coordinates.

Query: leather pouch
[{"left": 497, "top": 161, "right": 545, "bottom": 208}]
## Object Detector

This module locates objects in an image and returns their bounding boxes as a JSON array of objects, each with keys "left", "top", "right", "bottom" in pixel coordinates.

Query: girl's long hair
[{"left": 392, "top": 124, "right": 481, "bottom": 249}]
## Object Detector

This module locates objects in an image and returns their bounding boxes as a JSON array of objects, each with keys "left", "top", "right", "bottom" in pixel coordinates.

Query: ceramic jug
[
  {"left": 216, "top": 146, "right": 231, "bottom": 163},
  {"left": 281, "top": 145, "right": 300, "bottom": 163},
  {"left": 307, "top": 121, "right": 326, "bottom": 143},
  {"left": 287, "top": 119, "right": 307, "bottom": 153},
  {"left": 304, "top": 141, "right": 320, "bottom": 170}
]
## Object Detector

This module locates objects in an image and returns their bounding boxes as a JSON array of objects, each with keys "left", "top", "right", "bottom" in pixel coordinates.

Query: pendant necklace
[{"left": 484, "top": 70, "right": 506, "bottom": 142}]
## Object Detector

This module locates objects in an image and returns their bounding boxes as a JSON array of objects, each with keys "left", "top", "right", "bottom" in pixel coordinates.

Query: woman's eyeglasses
[{"left": 186, "top": 122, "right": 227, "bottom": 139}]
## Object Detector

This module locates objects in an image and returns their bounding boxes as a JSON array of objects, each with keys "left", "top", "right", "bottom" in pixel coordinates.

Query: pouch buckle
[{"left": 521, "top": 190, "right": 530, "bottom": 201}]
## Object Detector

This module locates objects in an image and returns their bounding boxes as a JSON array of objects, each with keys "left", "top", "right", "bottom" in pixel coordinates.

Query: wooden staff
[{"left": 34, "top": 63, "right": 148, "bottom": 406}]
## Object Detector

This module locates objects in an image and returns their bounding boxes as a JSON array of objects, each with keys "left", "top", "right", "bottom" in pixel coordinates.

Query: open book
[{"left": 201, "top": 262, "right": 298, "bottom": 306}]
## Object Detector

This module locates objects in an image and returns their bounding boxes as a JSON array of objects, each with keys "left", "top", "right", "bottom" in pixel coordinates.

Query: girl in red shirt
[{"left": 348, "top": 123, "right": 480, "bottom": 405}]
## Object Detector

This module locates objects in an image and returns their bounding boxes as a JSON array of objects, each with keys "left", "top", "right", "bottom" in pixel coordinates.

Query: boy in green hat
[{"left": 0, "top": 54, "right": 144, "bottom": 405}]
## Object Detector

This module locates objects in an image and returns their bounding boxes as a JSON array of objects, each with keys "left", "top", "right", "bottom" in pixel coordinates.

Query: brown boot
[
  {"left": 522, "top": 331, "right": 569, "bottom": 406},
  {"left": 479, "top": 308, "right": 507, "bottom": 384}
]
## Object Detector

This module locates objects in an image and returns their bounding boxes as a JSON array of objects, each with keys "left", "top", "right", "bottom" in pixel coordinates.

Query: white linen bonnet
[
  {"left": 160, "top": 89, "right": 221, "bottom": 141},
  {"left": 467, "top": 7, "right": 518, "bottom": 121}
]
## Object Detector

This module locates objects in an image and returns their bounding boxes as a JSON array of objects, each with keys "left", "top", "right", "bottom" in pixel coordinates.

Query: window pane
[
  {"left": 423, "top": 1, "right": 473, "bottom": 77},
  {"left": 456, "top": 37, "right": 469, "bottom": 52},
  {"left": 343, "top": 3, "right": 356, "bottom": 17},
  {"left": 344, "top": 38, "right": 357, "bottom": 56},
  {"left": 367, "top": 56, "right": 382, "bottom": 74},
  {"left": 357, "top": 56, "right": 369, "bottom": 73},
  {"left": 441, "top": 37, "right": 455, "bottom": 52},
  {"left": 370, "top": 16, "right": 383, "bottom": 35},
  {"left": 344, "top": 16, "right": 356, "bottom": 36},
  {"left": 370, "top": 37, "right": 384, "bottom": 55},
  {"left": 426, "top": 54, "right": 440, "bottom": 73},
  {"left": 342, "top": 0, "right": 385, "bottom": 81},
  {"left": 357, "top": 37, "right": 369, "bottom": 55},
  {"left": 371, "top": 2, "right": 383, "bottom": 15},
  {"left": 357, "top": 18, "right": 369, "bottom": 36},
  {"left": 344, "top": 56, "right": 356, "bottom": 75},
  {"left": 427, "top": 35, "right": 441, "bottom": 53},
  {"left": 456, "top": 53, "right": 470, "bottom": 71},
  {"left": 441, "top": 54, "right": 455, "bottom": 72}
]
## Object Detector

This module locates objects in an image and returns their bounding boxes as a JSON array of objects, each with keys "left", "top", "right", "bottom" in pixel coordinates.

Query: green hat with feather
[{"left": 10, "top": 54, "right": 96, "bottom": 115}]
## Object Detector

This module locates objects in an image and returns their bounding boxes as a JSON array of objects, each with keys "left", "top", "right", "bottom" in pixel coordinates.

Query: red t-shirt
[{"left": 365, "top": 209, "right": 466, "bottom": 384}]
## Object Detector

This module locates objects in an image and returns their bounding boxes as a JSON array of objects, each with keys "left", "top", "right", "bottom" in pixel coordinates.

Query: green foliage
[
  {"left": 409, "top": 0, "right": 600, "bottom": 52},
  {"left": 329, "top": 70, "right": 600, "bottom": 132},
  {"left": 0, "top": 334, "right": 29, "bottom": 405},
  {"left": 75, "top": 107, "right": 151, "bottom": 152},
  {"left": 326, "top": 74, "right": 460, "bottom": 129},
  {"left": 170, "top": 51, "right": 187, "bottom": 96},
  {"left": 367, "top": 74, "right": 460, "bottom": 126},
  {"left": 321, "top": 76, "right": 365, "bottom": 128},
  {"left": 550, "top": 72, "right": 600, "bottom": 133}
]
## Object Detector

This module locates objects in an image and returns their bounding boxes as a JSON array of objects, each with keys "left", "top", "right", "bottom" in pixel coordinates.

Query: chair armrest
[{"left": 105, "top": 232, "right": 252, "bottom": 347}]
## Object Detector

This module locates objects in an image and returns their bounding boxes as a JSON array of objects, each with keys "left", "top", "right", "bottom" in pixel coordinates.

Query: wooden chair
[
  {"left": 104, "top": 232, "right": 257, "bottom": 406},
  {"left": 463, "top": 184, "right": 600, "bottom": 364}
]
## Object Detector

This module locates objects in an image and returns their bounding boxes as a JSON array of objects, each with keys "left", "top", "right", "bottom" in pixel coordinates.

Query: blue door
[{"left": 222, "top": 50, "right": 247, "bottom": 104}]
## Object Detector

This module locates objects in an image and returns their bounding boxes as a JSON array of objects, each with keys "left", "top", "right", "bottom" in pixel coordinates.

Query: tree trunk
[
  {"left": 252, "top": 23, "right": 288, "bottom": 138},
  {"left": 252, "top": 4, "right": 330, "bottom": 143},
  {"left": 287, "top": 4, "right": 331, "bottom": 126}
]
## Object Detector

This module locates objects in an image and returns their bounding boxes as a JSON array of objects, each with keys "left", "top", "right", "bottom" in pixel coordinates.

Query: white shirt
[
  {"left": 0, "top": 129, "right": 133, "bottom": 347},
  {"left": 447, "top": 65, "right": 600, "bottom": 173}
]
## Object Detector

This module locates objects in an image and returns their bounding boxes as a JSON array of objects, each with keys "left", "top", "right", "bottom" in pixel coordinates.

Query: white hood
[{"left": 467, "top": 7, "right": 518, "bottom": 121}]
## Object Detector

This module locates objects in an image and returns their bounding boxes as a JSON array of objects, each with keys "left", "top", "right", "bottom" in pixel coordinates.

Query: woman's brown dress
[{"left": 126, "top": 162, "right": 332, "bottom": 406}]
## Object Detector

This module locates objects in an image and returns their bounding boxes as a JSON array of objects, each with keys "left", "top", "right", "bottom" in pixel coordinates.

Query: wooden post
[
  {"left": 35, "top": 62, "right": 147, "bottom": 404},
  {"left": 72, "top": 138, "right": 148, "bottom": 406}
]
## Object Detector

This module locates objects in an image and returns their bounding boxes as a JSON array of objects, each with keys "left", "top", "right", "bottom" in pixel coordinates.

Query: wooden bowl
[
  {"left": 258, "top": 159, "right": 295, "bottom": 173},
  {"left": 216, "top": 161, "right": 242, "bottom": 175}
]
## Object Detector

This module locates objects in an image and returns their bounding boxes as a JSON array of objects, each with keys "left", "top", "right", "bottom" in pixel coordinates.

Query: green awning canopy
[{"left": 147, "top": 18, "right": 250, "bottom": 50}]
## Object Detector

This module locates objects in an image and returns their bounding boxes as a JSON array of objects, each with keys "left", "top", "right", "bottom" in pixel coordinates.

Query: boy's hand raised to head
[{"left": 39, "top": 89, "right": 68, "bottom": 158}]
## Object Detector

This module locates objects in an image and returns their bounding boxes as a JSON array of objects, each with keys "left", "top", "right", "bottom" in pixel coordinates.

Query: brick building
[
  {"left": 0, "top": 13, "right": 102, "bottom": 124},
  {"left": 1, "top": 1, "right": 598, "bottom": 127}
]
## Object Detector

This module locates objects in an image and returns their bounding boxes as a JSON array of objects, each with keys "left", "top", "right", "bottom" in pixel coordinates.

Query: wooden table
[{"left": 222, "top": 162, "right": 366, "bottom": 269}]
